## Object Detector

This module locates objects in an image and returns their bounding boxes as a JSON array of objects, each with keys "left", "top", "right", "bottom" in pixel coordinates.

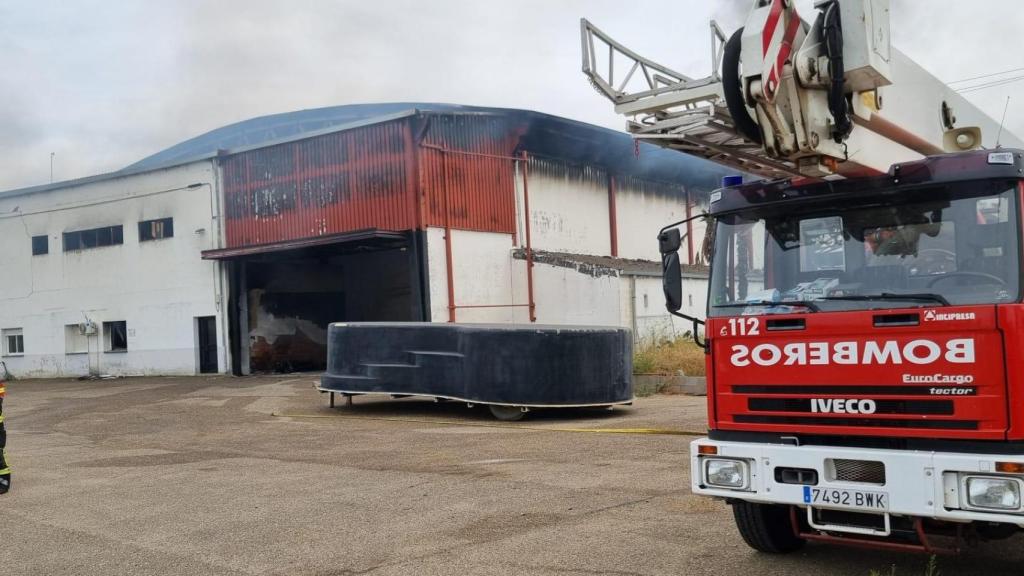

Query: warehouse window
[
  {"left": 139, "top": 218, "right": 174, "bottom": 241},
  {"left": 104, "top": 321, "right": 128, "bottom": 352},
  {"left": 65, "top": 324, "right": 90, "bottom": 354},
  {"left": 63, "top": 225, "right": 123, "bottom": 252},
  {"left": 2, "top": 328, "right": 24, "bottom": 356},
  {"left": 32, "top": 235, "right": 48, "bottom": 256}
]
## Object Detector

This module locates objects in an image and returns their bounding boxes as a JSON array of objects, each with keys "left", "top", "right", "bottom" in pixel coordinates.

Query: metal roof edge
[
  {"left": 0, "top": 110, "right": 422, "bottom": 201},
  {"left": 201, "top": 228, "right": 406, "bottom": 259},
  {"left": 215, "top": 109, "right": 421, "bottom": 159},
  {"left": 0, "top": 103, "right": 726, "bottom": 202},
  {"left": 0, "top": 157, "right": 216, "bottom": 201}
]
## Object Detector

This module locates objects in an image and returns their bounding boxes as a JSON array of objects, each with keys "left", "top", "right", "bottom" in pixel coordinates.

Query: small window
[
  {"left": 104, "top": 321, "right": 128, "bottom": 352},
  {"left": 65, "top": 324, "right": 91, "bottom": 354},
  {"left": 139, "top": 218, "right": 174, "bottom": 241},
  {"left": 32, "top": 235, "right": 48, "bottom": 256},
  {"left": 2, "top": 328, "right": 24, "bottom": 356},
  {"left": 63, "top": 225, "right": 123, "bottom": 252}
]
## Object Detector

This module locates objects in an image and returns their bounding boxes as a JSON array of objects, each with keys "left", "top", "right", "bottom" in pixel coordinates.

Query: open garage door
[{"left": 204, "top": 229, "right": 429, "bottom": 375}]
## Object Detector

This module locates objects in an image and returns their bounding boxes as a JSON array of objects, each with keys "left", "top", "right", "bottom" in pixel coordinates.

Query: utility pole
[{"left": 50, "top": 152, "right": 55, "bottom": 183}]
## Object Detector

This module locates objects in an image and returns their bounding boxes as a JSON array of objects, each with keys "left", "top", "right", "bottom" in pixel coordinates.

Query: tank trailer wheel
[
  {"left": 489, "top": 405, "right": 527, "bottom": 421},
  {"left": 731, "top": 501, "right": 806, "bottom": 554}
]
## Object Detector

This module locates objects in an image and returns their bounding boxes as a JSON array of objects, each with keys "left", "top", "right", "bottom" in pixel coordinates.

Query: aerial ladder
[{"left": 581, "top": 0, "right": 1021, "bottom": 181}]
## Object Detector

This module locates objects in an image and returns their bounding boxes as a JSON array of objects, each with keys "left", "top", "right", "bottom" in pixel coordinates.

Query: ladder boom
[{"left": 581, "top": 0, "right": 1022, "bottom": 180}]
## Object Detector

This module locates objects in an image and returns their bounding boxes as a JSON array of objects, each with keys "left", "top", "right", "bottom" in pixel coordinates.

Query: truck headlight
[
  {"left": 965, "top": 476, "right": 1022, "bottom": 511},
  {"left": 704, "top": 458, "right": 750, "bottom": 490}
]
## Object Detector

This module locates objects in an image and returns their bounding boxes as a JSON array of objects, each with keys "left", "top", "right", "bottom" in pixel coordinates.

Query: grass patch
[{"left": 633, "top": 338, "right": 706, "bottom": 376}]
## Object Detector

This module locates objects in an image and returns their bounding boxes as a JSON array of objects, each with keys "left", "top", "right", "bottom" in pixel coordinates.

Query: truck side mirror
[
  {"left": 661, "top": 250, "right": 683, "bottom": 313},
  {"left": 658, "top": 228, "right": 682, "bottom": 254},
  {"left": 657, "top": 221, "right": 705, "bottom": 349},
  {"left": 658, "top": 229, "right": 684, "bottom": 312}
]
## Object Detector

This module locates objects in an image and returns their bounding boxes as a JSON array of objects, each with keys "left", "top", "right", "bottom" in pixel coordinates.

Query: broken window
[
  {"left": 32, "top": 235, "right": 48, "bottom": 256},
  {"left": 104, "top": 321, "right": 128, "bottom": 352},
  {"left": 2, "top": 328, "right": 24, "bottom": 356},
  {"left": 63, "top": 225, "right": 123, "bottom": 252},
  {"left": 139, "top": 217, "right": 174, "bottom": 241}
]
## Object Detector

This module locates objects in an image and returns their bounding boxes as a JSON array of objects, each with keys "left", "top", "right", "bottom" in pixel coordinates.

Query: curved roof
[
  {"left": 127, "top": 103, "right": 471, "bottom": 171},
  {"left": 3, "top": 102, "right": 734, "bottom": 199}
]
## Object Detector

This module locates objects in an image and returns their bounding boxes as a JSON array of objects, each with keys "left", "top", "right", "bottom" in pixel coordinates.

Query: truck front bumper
[{"left": 691, "top": 438, "right": 1024, "bottom": 529}]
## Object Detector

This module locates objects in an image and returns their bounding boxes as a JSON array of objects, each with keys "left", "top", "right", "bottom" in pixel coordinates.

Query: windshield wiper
[
  {"left": 713, "top": 300, "right": 821, "bottom": 312},
  {"left": 820, "top": 292, "right": 950, "bottom": 306}
]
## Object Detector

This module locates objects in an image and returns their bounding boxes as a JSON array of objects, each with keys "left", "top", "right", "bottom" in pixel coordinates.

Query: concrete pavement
[{"left": 1, "top": 375, "right": 1022, "bottom": 575}]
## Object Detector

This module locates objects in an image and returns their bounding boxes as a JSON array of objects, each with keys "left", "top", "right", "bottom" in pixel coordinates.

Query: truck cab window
[{"left": 709, "top": 184, "right": 1019, "bottom": 315}]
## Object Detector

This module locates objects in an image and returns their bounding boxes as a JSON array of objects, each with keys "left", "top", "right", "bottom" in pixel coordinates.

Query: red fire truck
[{"left": 583, "top": 0, "right": 1024, "bottom": 552}]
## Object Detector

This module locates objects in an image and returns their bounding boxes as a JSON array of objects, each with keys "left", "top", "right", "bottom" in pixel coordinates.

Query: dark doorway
[
  {"left": 211, "top": 230, "right": 428, "bottom": 375},
  {"left": 197, "top": 316, "right": 218, "bottom": 374}
]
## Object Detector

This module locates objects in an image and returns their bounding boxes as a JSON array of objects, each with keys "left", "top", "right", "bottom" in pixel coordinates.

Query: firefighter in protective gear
[{"left": 0, "top": 380, "right": 9, "bottom": 494}]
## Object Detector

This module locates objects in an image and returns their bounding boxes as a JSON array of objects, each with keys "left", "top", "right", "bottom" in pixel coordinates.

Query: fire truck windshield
[{"left": 708, "top": 184, "right": 1020, "bottom": 316}]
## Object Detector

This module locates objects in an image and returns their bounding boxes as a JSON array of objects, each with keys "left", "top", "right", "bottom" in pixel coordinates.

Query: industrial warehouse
[
  {"left": 0, "top": 103, "right": 727, "bottom": 378},
  {"left": 12, "top": 0, "right": 1024, "bottom": 572}
]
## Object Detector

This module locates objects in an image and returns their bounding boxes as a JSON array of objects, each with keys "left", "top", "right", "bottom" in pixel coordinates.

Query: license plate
[{"left": 803, "top": 486, "right": 888, "bottom": 511}]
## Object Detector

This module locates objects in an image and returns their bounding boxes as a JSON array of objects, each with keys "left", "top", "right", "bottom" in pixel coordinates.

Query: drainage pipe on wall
[
  {"left": 608, "top": 174, "right": 619, "bottom": 257},
  {"left": 520, "top": 151, "right": 537, "bottom": 323},
  {"left": 442, "top": 150, "right": 457, "bottom": 323}
]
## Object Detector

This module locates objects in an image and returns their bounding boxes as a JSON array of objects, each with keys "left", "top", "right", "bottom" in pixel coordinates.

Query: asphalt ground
[{"left": 2, "top": 375, "right": 1023, "bottom": 575}]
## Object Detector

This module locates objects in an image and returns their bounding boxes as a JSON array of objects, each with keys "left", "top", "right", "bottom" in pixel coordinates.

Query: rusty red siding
[
  {"left": 221, "top": 119, "right": 417, "bottom": 248},
  {"left": 419, "top": 114, "right": 519, "bottom": 234},
  {"left": 221, "top": 113, "right": 521, "bottom": 248}
]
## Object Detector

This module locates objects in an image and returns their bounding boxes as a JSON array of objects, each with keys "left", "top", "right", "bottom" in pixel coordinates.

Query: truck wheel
[
  {"left": 489, "top": 405, "right": 526, "bottom": 421},
  {"left": 731, "top": 501, "right": 805, "bottom": 553}
]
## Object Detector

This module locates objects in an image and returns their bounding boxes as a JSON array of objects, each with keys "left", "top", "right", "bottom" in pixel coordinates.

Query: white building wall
[
  {"left": 426, "top": 227, "right": 449, "bottom": 322},
  {"left": 425, "top": 230, "right": 707, "bottom": 342},
  {"left": 426, "top": 159, "right": 715, "bottom": 345},
  {"left": 629, "top": 275, "right": 709, "bottom": 346},
  {"left": 532, "top": 264, "right": 620, "bottom": 326},
  {"left": 518, "top": 158, "right": 612, "bottom": 256},
  {"left": 0, "top": 161, "right": 227, "bottom": 378},
  {"left": 426, "top": 227, "right": 530, "bottom": 324},
  {"left": 615, "top": 179, "right": 695, "bottom": 263}
]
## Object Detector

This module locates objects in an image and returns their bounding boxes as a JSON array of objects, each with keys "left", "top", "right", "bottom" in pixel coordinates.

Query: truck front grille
[
  {"left": 733, "top": 415, "right": 978, "bottom": 430},
  {"left": 829, "top": 459, "right": 886, "bottom": 484}
]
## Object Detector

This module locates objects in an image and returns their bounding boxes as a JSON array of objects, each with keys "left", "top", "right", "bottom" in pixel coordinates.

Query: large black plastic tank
[{"left": 319, "top": 323, "right": 633, "bottom": 419}]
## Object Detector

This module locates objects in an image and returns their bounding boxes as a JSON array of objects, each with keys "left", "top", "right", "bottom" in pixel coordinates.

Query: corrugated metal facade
[
  {"left": 419, "top": 114, "right": 519, "bottom": 233},
  {"left": 221, "top": 119, "right": 418, "bottom": 248},
  {"left": 527, "top": 155, "right": 609, "bottom": 190},
  {"left": 221, "top": 113, "right": 520, "bottom": 249},
  {"left": 616, "top": 174, "right": 686, "bottom": 199}
]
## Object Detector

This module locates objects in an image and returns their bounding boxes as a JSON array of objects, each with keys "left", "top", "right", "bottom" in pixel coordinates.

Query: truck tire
[{"left": 731, "top": 501, "right": 805, "bottom": 553}]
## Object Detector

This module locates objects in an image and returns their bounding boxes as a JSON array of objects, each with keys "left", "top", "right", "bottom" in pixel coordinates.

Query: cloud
[
  {"left": 712, "top": 0, "right": 754, "bottom": 34},
  {"left": 1, "top": 0, "right": 1022, "bottom": 191}
]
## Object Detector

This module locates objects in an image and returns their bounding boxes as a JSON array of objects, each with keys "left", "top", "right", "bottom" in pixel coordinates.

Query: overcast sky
[{"left": 1, "top": 0, "right": 1023, "bottom": 191}]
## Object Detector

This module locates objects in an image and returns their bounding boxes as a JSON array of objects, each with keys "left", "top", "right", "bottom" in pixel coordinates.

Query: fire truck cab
[
  {"left": 582, "top": 0, "right": 1024, "bottom": 553},
  {"left": 667, "top": 149, "right": 1024, "bottom": 552}
]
